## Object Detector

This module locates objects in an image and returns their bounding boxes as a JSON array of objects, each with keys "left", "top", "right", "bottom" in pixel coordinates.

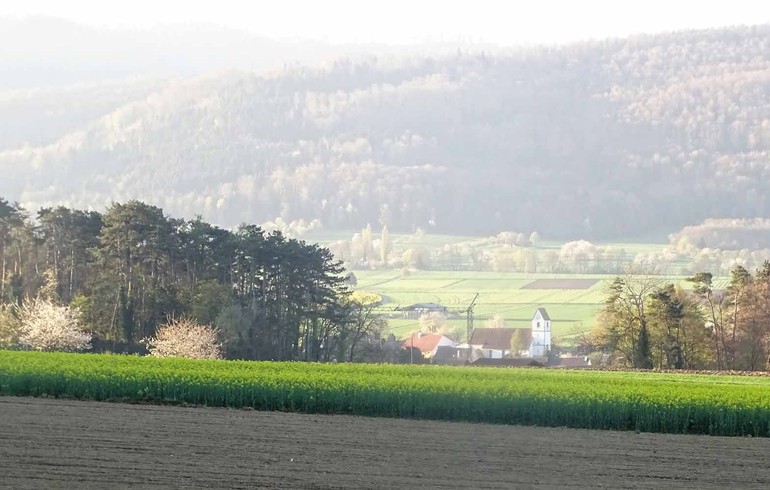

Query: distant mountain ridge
[
  {"left": 1, "top": 23, "right": 769, "bottom": 239},
  {"left": 0, "top": 16, "right": 464, "bottom": 90}
]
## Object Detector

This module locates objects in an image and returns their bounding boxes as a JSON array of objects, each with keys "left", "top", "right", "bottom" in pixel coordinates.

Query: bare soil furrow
[{"left": 2, "top": 397, "right": 770, "bottom": 489}]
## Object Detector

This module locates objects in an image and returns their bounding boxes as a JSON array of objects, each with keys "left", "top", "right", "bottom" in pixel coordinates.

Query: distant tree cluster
[
  {"left": 0, "top": 197, "right": 385, "bottom": 361},
  {"left": 484, "top": 240, "right": 629, "bottom": 274},
  {"left": 328, "top": 226, "right": 648, "bottom": 274},
  {"left": 586, "top": 263, "right": 770, "bottom": 371},
  {"left": 329, "top": 225, "right": 434, "bottom": 271},
  {"left": 670, "top": 219, "right": 770, "bottom": 252}
]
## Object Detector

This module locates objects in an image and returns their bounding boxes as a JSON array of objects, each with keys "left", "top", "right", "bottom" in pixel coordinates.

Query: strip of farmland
[
  {"left": 3, "top": 351, "right": 770, "bottom": 436},
  {"left": 521, "top": 278, "right": 600, "bottom": 289},
  {"left": 3, "top": 397, "right": 770, "bottom": 489}
]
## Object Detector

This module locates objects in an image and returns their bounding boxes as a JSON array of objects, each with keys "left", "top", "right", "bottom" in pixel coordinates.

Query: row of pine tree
[{"left": 0, "top": 197, "right": 367, "bottom": 361}]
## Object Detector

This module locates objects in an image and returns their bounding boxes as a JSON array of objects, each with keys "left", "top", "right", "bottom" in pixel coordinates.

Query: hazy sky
[{"left": 3, "top": 0, "right": 770, "bottom": 45}]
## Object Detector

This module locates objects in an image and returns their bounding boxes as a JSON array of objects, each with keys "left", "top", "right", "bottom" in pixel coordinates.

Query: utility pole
[
  {"left": 410, "top": 335, "right": 414, "bottom": 364},
  {"left": 465, "top": 293, "right": 479, "bottom": 364}
]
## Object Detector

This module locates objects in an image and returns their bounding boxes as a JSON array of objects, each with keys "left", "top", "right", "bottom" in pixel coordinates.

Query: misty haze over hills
[
  {"left": 1, "top": 18, "right": 769, "bottom": 240},
  {"left": 0, "top": 16, "right": 469, "bottom": 90}
]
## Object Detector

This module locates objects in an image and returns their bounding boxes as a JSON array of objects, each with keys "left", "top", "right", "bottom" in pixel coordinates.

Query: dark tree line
[{"left": 0, "top": 197, "right": 378, "bottom": 361}]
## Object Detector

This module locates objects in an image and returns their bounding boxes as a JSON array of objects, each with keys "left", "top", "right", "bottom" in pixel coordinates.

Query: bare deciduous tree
[{"left": 598, "top": 271, "right": 661, "bottom": 368}]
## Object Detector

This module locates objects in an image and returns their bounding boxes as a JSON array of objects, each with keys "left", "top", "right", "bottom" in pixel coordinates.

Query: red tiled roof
[{"left": 401, "top": 333, "right": 446, "bottom": 354}]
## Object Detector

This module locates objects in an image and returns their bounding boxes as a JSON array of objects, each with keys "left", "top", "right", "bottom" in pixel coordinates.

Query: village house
[
  {"left": 401, "top": 307, "right": 591, "bottom": 367},
  {"left": 432, "top": 345, "right": 484, "bottom": 365},
  {"left": 467, "top": 327, "right": 532, "bottom": 359},
  {"left": 400, "top": 331, "right": 457, "bottom": 359}
]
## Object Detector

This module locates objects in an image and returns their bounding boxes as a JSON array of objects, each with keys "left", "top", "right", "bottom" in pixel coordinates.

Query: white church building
[
  {"left": 467, "top": 307, "right": 553, "bottom": 360},
  {"left": 529, "top": 307, "right": 552, "bottom": 358}
]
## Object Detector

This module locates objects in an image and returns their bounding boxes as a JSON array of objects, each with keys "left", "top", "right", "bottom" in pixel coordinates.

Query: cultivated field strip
[
  {"left": 356, "top": 270, "right": 732, "bottom": 339},
  {"left": 3, "top": 397, "right": 770, "bottom": 489},
  {"left": 4, "top": 351, "right": 770, "bottom": 436},
  {"left": 355, "top": 271, "right": 608, "bottom": 337}
]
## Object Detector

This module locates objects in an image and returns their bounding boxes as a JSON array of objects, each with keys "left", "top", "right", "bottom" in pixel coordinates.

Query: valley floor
[{"left": 2, "top": 397, "right": 770, "bottom": 489}]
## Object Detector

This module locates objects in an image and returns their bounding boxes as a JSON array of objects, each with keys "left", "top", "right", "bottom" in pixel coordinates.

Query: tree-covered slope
[{"left": 1, "top": 25, "right": 769, "bottom": 239}]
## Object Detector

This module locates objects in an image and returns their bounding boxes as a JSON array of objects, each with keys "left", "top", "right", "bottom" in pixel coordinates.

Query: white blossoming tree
[
  {"left": 419, "top": 311, "right": 447, "bottom": 334},
  {"left": 145, "top": 316, "right": 222, "bottom": 360},
  {"left": 0, "top": 303, "right": 23, "bottom": 348},
  {"left": 484, "top": 314, "right": 507, "bottom": 329},
  {"left": 18, "top": 299, "right": 92, "bottom": 352}
]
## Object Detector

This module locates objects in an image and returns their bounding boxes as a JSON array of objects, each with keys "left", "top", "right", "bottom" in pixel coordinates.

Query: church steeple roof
[{"left": 534, "top": 307, "right": 550, "bottom": 321}]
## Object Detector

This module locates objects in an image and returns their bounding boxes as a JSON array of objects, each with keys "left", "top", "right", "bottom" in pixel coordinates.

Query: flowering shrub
[
  {"left": 18, "top": 299, "right": 91, "bottom": 352},
  {"left": 0, "top": 303, "right": 22, "bottom": 347},
  {"left": 419, "top": 311, "right": 447, "bottom": 333},
  {"left": 145, "top": 316, "right": 222, "bottom": 359}
]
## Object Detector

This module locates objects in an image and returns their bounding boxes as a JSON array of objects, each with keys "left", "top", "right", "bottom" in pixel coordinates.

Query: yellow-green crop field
[{"left": 3, "top": 351, "right": 770, "bottom": 437}]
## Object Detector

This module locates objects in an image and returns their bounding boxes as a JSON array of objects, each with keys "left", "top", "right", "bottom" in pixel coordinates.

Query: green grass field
[
  {"left": 354, "top": 269, "right": 727, "bottom": 342},
  {"left": 354, "top": 270, "right": 608, "bottom": 340},
  {"left": 304, "top": 231, "right": 727, "bottom": 342}
]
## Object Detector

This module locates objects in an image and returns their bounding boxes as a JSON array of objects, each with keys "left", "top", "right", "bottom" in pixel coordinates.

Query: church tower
[{"left": 530, "top": 307, "right": 552, "bottom": 358}]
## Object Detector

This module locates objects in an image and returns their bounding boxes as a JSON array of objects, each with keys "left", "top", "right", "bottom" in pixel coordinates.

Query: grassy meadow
[
  {"left": 306, "top": 230, "right": 729, "bottom": 343},
  {"left": 354, "top": 270, "right": 606, "bottom": 341}
]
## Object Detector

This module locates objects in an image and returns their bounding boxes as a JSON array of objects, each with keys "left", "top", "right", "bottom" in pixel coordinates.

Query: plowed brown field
[
  {"left": 522, "top": 278, "right": 599, "bottom": 289},
  {"left": 2, "top": 397, "right": 770, "bottom": 489}
]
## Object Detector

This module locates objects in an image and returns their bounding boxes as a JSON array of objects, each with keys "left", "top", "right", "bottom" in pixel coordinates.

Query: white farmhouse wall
[
  {"left": 437, "top": 336, "right": 457, "bottom": 348},
  {"left": 428, "top": 335, "right": 458, "bottom": 357},
  {"left": 484, "top": 349, "right": 504, "bottom": 359}
]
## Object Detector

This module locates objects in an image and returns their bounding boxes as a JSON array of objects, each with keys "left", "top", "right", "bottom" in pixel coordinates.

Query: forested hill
[{"left": 1, "top": 25, "right": 769, "bottom": 239}]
